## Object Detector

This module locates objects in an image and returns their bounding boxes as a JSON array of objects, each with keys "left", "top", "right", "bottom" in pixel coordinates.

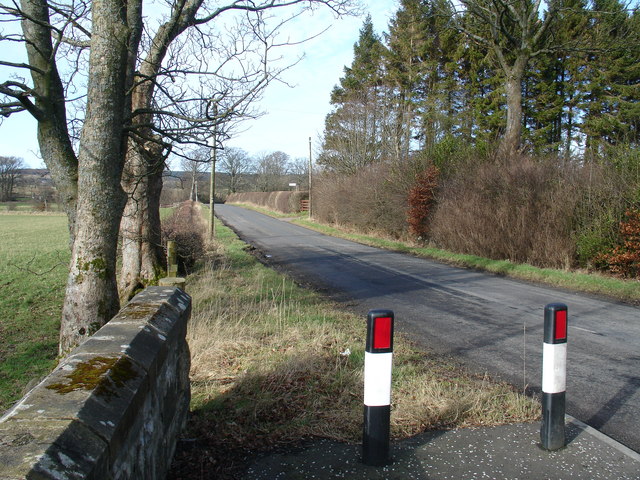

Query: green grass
[
  {"left": 283, "top": 218, "right": 640, "bottom": 304},
  {"left": 160, "top": 206, "right": 175, "bottom": 220},
  {"left": 0, "top": 213, "right": 69, "bottom": 411},
  {"left": 227, "top": 201, "right": 640, "bottom": 303},
  {"left": 0, "top": 202, "right": 34, "bottom": 212},
  {"left": 0, "top": 201, "right": 62, "bottom": 212}
]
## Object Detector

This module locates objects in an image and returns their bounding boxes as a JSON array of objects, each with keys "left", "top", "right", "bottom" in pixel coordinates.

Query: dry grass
[
  {"left": 225, "top": 191, "right": 308, "bottom": 214},
  {"left": 169, "top": 216, "right": 538, "bottom": 478}
]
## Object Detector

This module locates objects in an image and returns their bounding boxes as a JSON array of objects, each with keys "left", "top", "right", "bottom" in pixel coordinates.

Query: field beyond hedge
[{"left": 0, "top": 213, "right": 68, "bottom": 411}]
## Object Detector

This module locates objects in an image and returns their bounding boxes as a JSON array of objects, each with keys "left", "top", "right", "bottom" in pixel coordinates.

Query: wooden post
[
  {"left": 167, "top": 241, "right": 178, "bottom": 277},
  {"left": 209, "top": 106, "right": 218, "bottom": 239},
  {"left": 308, "top": 136, "right": 312, "bottom": 218}
]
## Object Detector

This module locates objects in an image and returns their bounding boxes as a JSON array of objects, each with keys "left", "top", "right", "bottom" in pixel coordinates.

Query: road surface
[{"left": 215, "top": 204, "right": 640, "bottom": 452}]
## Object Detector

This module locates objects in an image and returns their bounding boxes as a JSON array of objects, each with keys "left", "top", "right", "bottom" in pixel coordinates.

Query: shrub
[
  {"left": 313, "top": 164, "right": 409, "bottom": 238},
  {"left": 226, "top": 191, "right": 308, "bottom": 214},
  {"left": 430, "top": 155, "right": 579, "bottom": 268},
  {"left": 595, "top": 209, "right": 640, "bottom": 277},
  {"left": 406, "top": 166, "right": 439, "bottom": 239},
  {"left": 572, "top": 161, "right": 635, "bottom": 267},
  {"left": 32, "top": 201, "right": 48, "bottom": 212},
  {"left": 161, "top": 201, "right": 205, "bottom": 274},
  {"left": 160, "top": 186, "right": 189, "bottom": 206}
]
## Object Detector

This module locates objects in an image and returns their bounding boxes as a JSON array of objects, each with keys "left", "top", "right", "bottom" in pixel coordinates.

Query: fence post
[
  {"left": 541, "top": 303, "right": 568, "bottom": 451},
  {"left": 363, "top": 309, "right": 394, "bottom": 466},
  {"left": 167, "top": 241, "right": 178, "bottom": 277}
]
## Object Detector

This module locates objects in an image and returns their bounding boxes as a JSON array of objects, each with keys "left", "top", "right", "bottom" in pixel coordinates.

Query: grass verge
[
  {"left": 226, "top": 201, "right": 308, "bottom": 219},
  {"left": 0, "top": 213, "right": 68, "bottom": 411},
  {"left": 227, "top": 201, "right": 640, "bottom": 304},
  {"left": 294, "top": 218, "right": 640, "bottom": 304},
  {"left": 169, "top": 216, "right": 538, "bottom": 479}
]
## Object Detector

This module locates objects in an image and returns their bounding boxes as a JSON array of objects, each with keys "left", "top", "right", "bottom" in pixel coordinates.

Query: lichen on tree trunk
[
  {"left": 119, "top": 140, "right": 165, "bottom": 302},
  {"left": 58, "top": 0, "right": 135, "bottom": 354}
]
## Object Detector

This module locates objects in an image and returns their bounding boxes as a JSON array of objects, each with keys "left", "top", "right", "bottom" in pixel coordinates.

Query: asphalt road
[{"left": 215, "top": 204, "right": 640, "bottom": 453}]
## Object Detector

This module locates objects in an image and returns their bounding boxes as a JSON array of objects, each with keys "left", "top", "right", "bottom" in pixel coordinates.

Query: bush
[
  {"left": 430, "top": 155, "right": 579, "bottom": 268},
  {"left": 407, "top": 166, "right": 439, "bottom": 239},
  {"left": 572, "top": 161, "right": 635, "bottom": 267},
  {"left": 313, "top": 164, "right": 409, "bottom": 238},
  {"left": 32, "top": 201, "right": 48, "bottom": 212},
  {"left": 226, "top": 191, "right": 308, "bottom": 214},
  {"left": 160, "top": 186, "right": 190, "bottom": 206},
  {"left": 161, "top": 201, "right": 205, "bottom": 274},
  {"left": 595, "top": 209, "right": 640, "bottom": 277},
  {"left": 314, "top": 148, "right": 639, "bottom": 272}
]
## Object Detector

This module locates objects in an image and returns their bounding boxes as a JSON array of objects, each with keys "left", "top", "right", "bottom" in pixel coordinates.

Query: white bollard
[
  {"left": 363, "top": 309, "right": 394, "bottom": 466},
  {"left": 541, "top": 303, "right": 568, "bottom": 451}
]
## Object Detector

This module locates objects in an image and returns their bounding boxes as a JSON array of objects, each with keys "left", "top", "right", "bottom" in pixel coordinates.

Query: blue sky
[
  {"left": 224, "top": 1, "right": 398, "bottom": 163},
  {"left": 0, "top": 1, "right": 398, "bottom": 168}
]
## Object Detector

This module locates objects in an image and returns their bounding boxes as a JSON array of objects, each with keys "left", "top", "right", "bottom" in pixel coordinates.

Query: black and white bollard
[
  {"left": 541, "top": 303, "right": 568, "bottom": 451},
  {"left": 363, "top": 309, "right": 394, "bottom": 466}
]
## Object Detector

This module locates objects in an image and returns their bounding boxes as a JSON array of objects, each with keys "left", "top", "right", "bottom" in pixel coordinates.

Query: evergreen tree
[
  {"left": 523, "top": 0, "right": 589, "bottom": 155},
  {"left": 582, "top": 0, "right": 640, "bottom": 153},
  {"left": 319, "top": 16, "right": 389, "bottom": 173}
]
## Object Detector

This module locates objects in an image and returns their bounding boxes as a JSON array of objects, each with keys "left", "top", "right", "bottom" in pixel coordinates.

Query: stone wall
[{"left": 0, "top": 286, "right": 191, "bottom": 479}]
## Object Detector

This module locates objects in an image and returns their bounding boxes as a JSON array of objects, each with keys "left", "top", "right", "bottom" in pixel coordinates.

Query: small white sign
[{"left": 289, "top": 183, "right": 297, "bottom": 187}]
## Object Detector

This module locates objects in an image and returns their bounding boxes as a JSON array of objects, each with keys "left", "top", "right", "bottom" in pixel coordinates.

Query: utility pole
[
  {"left": 308, "top": 136, "right": 312, "bottom": 218},
  {"left": 209, "top": 103, "right": 218, "bottom": 239}
]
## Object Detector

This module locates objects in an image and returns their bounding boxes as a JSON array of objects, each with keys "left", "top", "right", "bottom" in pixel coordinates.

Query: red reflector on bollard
[
  {"left": 373, "top": 317, "right": 392, "bottom": 350},
  {"left": 554, "top": 310, "right": 567, "bottom": 341}
]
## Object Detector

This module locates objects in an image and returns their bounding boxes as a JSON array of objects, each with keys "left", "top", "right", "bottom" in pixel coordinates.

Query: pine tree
[
  {"left": 384, "top": 0, "right": 464, "bottom": 156},
  {"left": 523, "top": 0, "right": 589, "bottom": 155},
  {"left": 582, "top": 0, "right": 640, "bottom": 153},
  {"left": 319, "top": 16, "right": 390, "bottom": 173}
]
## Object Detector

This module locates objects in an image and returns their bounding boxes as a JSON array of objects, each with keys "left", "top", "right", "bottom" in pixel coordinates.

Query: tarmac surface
[{"left": 242, "top": 416, "right": 640, "bottom": 479}]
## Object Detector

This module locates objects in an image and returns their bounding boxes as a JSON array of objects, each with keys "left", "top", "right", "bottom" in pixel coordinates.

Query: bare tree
[
  {"left": 218, "top": 146, "right": 254, "bottom": 193},
  {"left": 288, "top": 156, "right": 309, "bottom": 189},
  {"left": 0, "top": 156, "right": 24, "bottom": 201},
  {"left": 1, "top": 0, "right": 357, "bottom": 352},
  {"left": 117, "top": 0, "right": 358, "bottom": 300},
  {"left": 256, "top": 150, "right": 290, "bottom": 191},
  {"left": 181, "top": 147, "right": 209, "bottom": 201}
]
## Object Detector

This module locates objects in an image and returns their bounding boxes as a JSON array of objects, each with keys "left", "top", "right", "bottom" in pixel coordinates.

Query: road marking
[{"left": 572, "top": 325, "right": 599, "bottom": 334}]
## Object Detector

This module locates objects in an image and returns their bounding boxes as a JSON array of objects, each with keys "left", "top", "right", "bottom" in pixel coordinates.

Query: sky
[{"left": 0, "top": 1, "right": 399, "bottom": 169}]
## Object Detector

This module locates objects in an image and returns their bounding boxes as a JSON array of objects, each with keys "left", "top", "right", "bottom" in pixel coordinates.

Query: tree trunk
[
  {"left": 20, "top": 0, "right": 79, "bottom": 242},
  {"left": 118, "top": 59, "right": 167, "bottom": 300},
  {"left": 37, "top": 118, "right": 79, "bottom": 241},
  {"left": 59, "top": 0, "right": 132, "bottom": 354},
  {"left": 500, "top": 64, "right": 525, "bottom": 157},
  {"left": 118, "top": 2, "right": 196, "bottom": 297},
  {"left": 190, "top": 171, "right": 196, "bottom": 201},
  {"left": 119, "top": 141, "right": 165, "bottom": 301}
]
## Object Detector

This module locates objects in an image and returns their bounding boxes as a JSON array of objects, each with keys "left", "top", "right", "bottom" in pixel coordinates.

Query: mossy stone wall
[{"left": 0, "top": 286, "right": 191, "bottom": 479}]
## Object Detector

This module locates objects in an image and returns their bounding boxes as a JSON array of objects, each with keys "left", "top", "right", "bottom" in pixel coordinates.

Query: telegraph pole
[
  {"left": 208, "top": 104, "right": 218, "bottom": 239},
  {"left": 308, "top": 136, "right": 312, "bottom": 218}
]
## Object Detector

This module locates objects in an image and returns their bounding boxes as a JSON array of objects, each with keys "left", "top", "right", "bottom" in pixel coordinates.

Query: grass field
[
  {"left": 0, "top": 213, "right": 69, "bottom": 411},
  {"left": 0, "top": 200, "right": 62, "bottom": 213}
]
